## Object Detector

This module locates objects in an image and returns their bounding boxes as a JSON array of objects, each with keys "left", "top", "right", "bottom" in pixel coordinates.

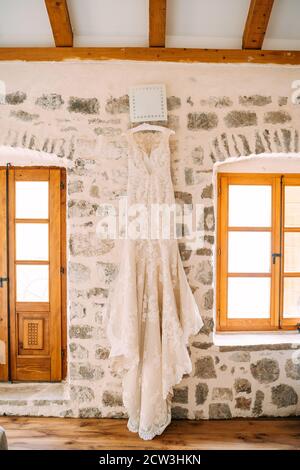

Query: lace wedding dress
[{"left": 106, "top": 125, "right": 203, "bottom": 440}]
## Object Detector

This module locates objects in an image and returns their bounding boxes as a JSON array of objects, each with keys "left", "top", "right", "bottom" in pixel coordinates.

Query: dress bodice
[{"left": 126, "top": 129, "right": 175, "bottom": 205}]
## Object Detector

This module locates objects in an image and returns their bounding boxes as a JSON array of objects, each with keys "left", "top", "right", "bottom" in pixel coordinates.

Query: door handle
[
  {"left": 272, "top": 253, "right": 281, "bottom": 264},
  {"left": 0, "top": 277, "right": 8, "bottom": 288}
]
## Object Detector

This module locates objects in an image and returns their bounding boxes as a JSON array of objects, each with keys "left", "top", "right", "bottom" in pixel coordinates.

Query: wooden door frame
[
  {"left": 0, "top": 169, "right": 9, "bottom": 381},
  {"left": 0, "top": 166, "right": 66, "bottom": 382}
]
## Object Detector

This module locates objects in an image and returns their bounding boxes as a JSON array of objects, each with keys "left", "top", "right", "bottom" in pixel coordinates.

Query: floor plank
[{"left": 0, "top": 416, "right": 299, "bottom": 450}]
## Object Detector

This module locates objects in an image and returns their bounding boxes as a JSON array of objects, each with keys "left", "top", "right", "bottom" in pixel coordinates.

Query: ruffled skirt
[{"left": 106, "top": 239, "right": 202, "bottom": 440}]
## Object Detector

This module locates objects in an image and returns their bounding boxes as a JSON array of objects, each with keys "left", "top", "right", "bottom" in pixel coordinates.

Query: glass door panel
[
  {"left": 16, "top": 265, "right": 49, "bottom": 302},
  {"left": 228, "top": 231, "right": 271, "bottom": 273},
  {"left": 283, "top": 278, "right": 300, "bottom": 318},
  {"left": 284, "top": 232, "right": 300, "bottom": 272},
  {"left": 228, "top": 277, "right": 271, "bottom": 319},
  {"left": 228, "top": 185, "right": 272, "bottom": 227},
  {"left": 16, "top": 181, "right": 48, "bottom": 219},
  {"left": 282, "top": 183, "right": 300, "bottom": 320},
  {"left": 16, "top": 223, "right": 49, "bottom": 261},
  {"left": 285, "top": 186, "right": 300, "bottom": 227}
]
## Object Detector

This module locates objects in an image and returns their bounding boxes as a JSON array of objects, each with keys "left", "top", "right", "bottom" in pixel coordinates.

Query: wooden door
[
  {"left": 0, "top": 169, "right": 9, "bottom": 381},
  {"left": 8, "top": 168, "right": 63, "bottom": 381}
]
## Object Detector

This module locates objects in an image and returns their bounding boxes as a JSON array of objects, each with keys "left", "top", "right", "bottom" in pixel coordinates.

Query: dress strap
[
  {"left": 125, "top": 125, "right": 175, "bottom": 136},
  {"left": 162, "top": 127, "right": 175, "bottom": 138},
  {"left": 124, "top": 126, "right": 174, "bottom": 153}
]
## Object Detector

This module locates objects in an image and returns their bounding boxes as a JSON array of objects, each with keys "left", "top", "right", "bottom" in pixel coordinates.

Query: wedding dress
[{"left": 106, "top": 125, "right": 203, "bottom": 440}]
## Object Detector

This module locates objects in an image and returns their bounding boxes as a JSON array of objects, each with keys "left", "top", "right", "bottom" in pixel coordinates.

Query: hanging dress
[{"left": 106, "top": 127, "right": 203, "bottom": 440}]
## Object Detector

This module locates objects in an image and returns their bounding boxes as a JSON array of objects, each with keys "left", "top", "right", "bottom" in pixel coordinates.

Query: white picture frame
[{"left": 129, "top": 84, "right": 167, "bottom": 123}]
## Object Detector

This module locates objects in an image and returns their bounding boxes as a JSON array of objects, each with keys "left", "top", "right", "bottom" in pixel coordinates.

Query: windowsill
[
  {"left": 0, "top": 381, "right": 70, "bottom": 401},
  {"left": 214, "top": 331, "right": 300, "bottom": 347}
]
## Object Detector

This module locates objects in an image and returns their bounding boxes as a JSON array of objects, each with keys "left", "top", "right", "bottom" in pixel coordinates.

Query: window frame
[
  {"left": 217, "top": 172, "right": 300, "bottom": 332},
  {"left": 0, "top": 166, "right": 67, "bottom": 382},
  {"left": 280, "top": 175, "right": 300, "bottom": 330}
]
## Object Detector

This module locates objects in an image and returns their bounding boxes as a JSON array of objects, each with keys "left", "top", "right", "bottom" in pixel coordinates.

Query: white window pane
[
  {"left": 16, "top": 265, "right": 49, "bottom": 302},
  {"left": 16, "top": 224, "right": 48, "bottom": 261},
  {"left": 228, "top": 232, "right": 271, "bottom": 273},
  {"left": 228, "top": 277, "right": 270, "bottom": 319},
  {"left": 285, "top": 186, "right": 300, "bottom": 227},
  {"left": 16, "top": 182, "right": 48, "bottom": 219},
  {"left": 284, "top": 232, "right": 300, "bottom": 273},
  {"left": 229, "top": 185, "right": 272, "bottom": 227},
  {"left": 283, "top": 278, "right": 300, "bottom": 318}
]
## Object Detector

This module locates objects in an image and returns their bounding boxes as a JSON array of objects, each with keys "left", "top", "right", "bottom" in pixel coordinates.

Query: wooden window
[
  {"left": 0, "top": 167, "right": 66, "bottom": 382},
  {"left": 217, "top": 173, "right": 300, "bottom": 331}
]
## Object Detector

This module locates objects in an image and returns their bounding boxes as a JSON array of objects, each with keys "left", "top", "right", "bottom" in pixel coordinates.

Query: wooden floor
[{"left": 0, "top": 417, "right": 299, "bottom": 450}]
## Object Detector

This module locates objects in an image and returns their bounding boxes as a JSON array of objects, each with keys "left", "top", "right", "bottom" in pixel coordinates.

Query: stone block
[
  {"left": 167, "top": 96, "right": 181, "bottom": 110},
  {"left": 69, "top": 325, "right": 94, "bottom": 340},
  {"left": 105, "top": 95, "right": 129, "bottom": 114},
  {"left": 171, "top": 406, "right": 188, "bottom": 419},
  {"left": 195, "top": 383, "right": 209, "bottom": 405},
  {"left": 95, "top": 346, "right": 110, "bottom": 360},
  {"left": 250, "top": 358, "right": 280, "bottom": 384},
  {"left": 79, "top": 407, "right": 101, "bottom": 418},
  {"left": 234, "top": 378, "right": 251, "bottom": 394},
  {"left": 69, "top": 262, "right": 91, "bottom": 283},
  {"left": 239, "top": 95, "right": 271, "bottom": 106},
  {"left": 212, "top": 387, "right": 233, "bottom": 401},
  {"left": 285, "top": 358, "right": 300, "bottom": 380},
  {"left": 6, "top": 91, "right": 27, "bottom": 105},
  {"left": 10, "top": 110, "right": 39, "bottom": 121},
  {"left": 35, "top": 93, "right": 64, "bottom": 110},
  {"left": 102, "top": 391, "right": 123, "bottom": 407},
  {"left": 224, "top": 111, "right": 257, "bottom": 128},
  {"left": 264, "top": 111, "right": 291, "bottom": 124},
  {"left": 271, "top": 384, "right": 298, "bottom": 408},
  {"left": 252, "top": 390, "right": 264, "bottom": 417},
  {"left": 209, "top": 403, "right": 232, "bottom": 419},
  {"left": 173, "top": 386, "right": 188, "bottom": 404},
  {"left": 187, "top": 112, "right": 218, "bottom": 130},
  {"left": 195, "top": 260, "right": 213, "bottom": 286},
  {"left": 194, "top": 356, "right": 216, "bottom": 379},
  {"left": 235, "top": 397, "right": 251, "bottom": 410},
  {"left": 68, "top": 97, "right": 100, "bottom": 114}
]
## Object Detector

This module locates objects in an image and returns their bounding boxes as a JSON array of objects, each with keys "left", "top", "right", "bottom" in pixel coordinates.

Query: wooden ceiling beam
[
  {"left": 0, "top": 47, "right": 300, "bottom": 64},
  {"left": 45, "top": 0, "right": 73, "bottom": 47},
  {"left": 243, "top": 0, "right": 274, "bottom": 49},
  {"left": 149, "top": 0, "right": 167, "bottom": 47}
]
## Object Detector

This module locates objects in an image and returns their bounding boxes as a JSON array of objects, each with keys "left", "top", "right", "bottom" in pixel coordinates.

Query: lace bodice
[{"left": 126, "top": 128, "right": 175, "bottom": 206}]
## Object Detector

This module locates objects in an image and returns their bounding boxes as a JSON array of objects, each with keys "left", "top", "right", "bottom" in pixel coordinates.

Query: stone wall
[{"left": 0, "top": 61, "right": 299, "bottom": 419}]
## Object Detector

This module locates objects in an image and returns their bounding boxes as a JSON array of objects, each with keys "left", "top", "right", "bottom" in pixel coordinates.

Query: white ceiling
[
  {"left": 0, "top": 0, "right": 299, "bottom": 49},
  {"left": 264, "top": 0, "right": 300, "bottom": 50},
  {"left": 69, "top": 0, "right": 149, "bottom": 46},
  {"left": 0, "top": 0, "right": 54, "bottom": 46},
  {"left": 166, "top": 0, "right": 250, "bottom": 48}
]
